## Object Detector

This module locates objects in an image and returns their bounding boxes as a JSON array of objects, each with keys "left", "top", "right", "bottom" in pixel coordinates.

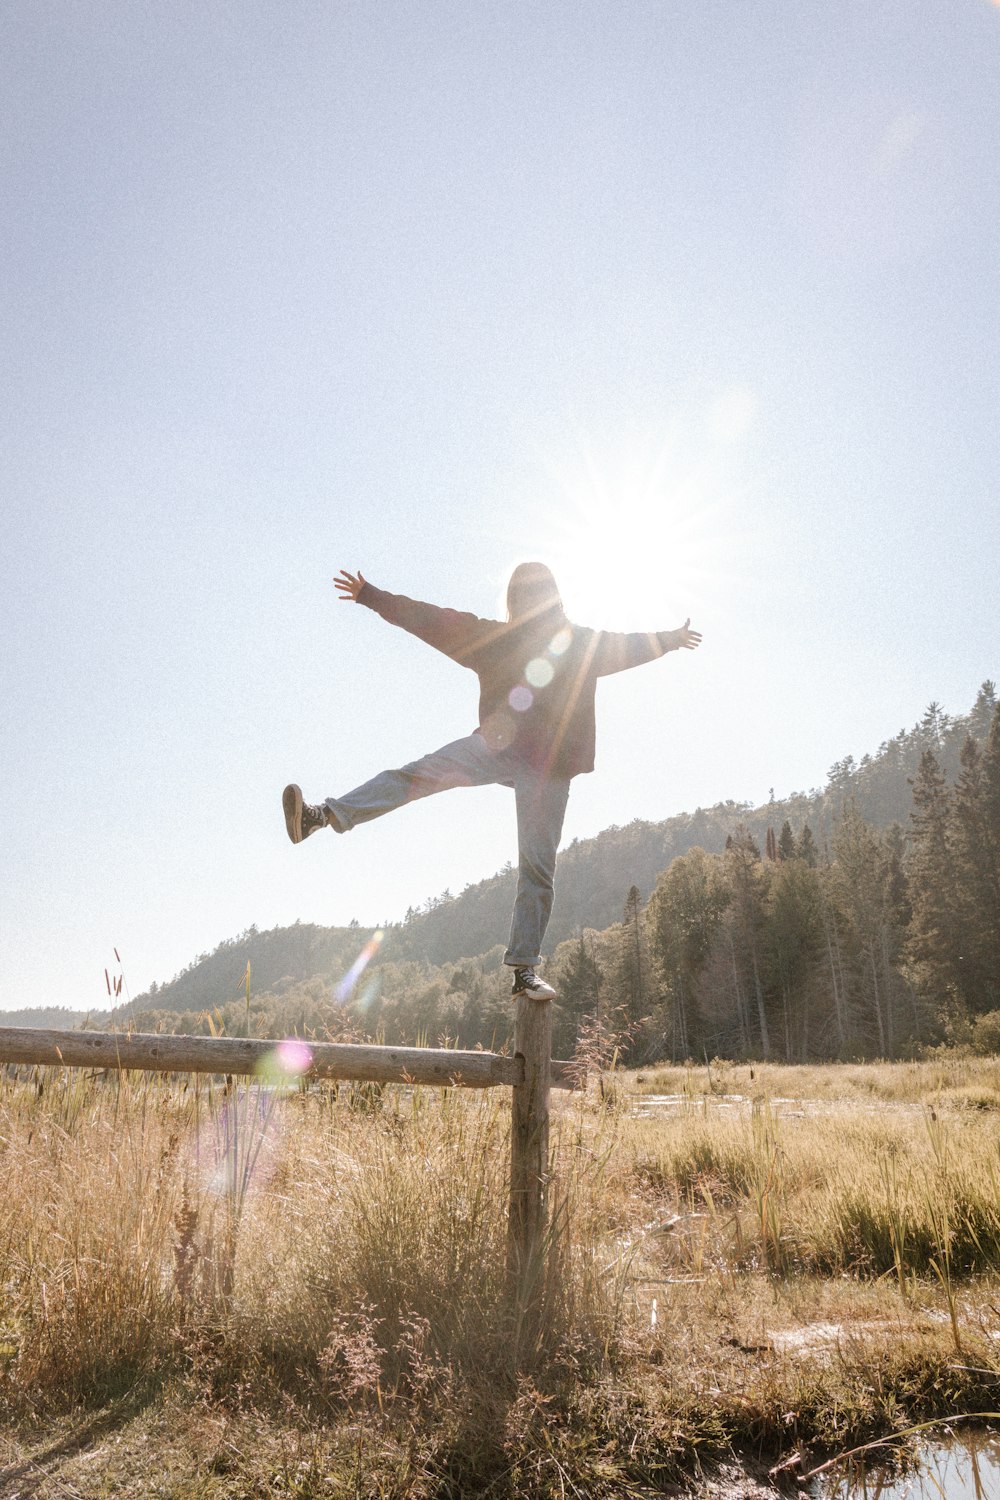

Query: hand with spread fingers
[
  {"left": 668, "top": 618, "right": 702, "bottom": 651},
  {"left": 334, "top": 569, "right": 367, "bottom": 602}
]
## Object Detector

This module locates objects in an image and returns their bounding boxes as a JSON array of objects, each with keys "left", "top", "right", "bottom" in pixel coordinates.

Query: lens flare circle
[
  {"left": 275, "top": 1038, "right": 312, "bottom": 1075},
  {"left": 525, "top": 657, "right": 554, "bottom": 688}
]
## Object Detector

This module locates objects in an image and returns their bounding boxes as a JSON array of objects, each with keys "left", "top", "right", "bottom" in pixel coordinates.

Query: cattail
[{"left": 105, "top": 968, "right": 111, "bottom": 995}]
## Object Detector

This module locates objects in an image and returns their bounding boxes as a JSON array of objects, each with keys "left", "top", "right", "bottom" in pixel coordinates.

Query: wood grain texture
[
  {"left": 508, "top": 993, "right": 553, "bottom": 1279},
  {"left": 0, "top": 1026, "right": 520, "bottom": 1088},
  {"left": 0, "top": 1026, "right": 577, "bottom": 1088}
]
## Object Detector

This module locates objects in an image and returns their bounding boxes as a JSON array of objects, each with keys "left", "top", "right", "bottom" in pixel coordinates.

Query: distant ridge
[
  {"left": 0, "top": 1005, "right": 97, "bottom": 1031},
  {"left": 3, "top": 683, "right": 993, "bottom": 1028}
]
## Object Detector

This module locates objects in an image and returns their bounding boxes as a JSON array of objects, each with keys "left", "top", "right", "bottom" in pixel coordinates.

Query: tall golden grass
[{"left": 3, "top": 1056, "right": 1000, "bottom": 1494}]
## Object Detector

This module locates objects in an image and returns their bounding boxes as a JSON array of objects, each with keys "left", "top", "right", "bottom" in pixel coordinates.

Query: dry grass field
[{"left": 3, "top": 1055, "right": 1000, "bottom": 1496}]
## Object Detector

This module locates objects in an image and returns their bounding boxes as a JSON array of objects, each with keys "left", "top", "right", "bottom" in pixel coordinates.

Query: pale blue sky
[{"left": 2, "top": 0, "right": 998, "bottom": 1012}]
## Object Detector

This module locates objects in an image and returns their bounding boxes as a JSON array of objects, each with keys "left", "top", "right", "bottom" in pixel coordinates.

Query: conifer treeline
[{"left": 546, "top": 695, "right": 1000, "bottom": 1063}]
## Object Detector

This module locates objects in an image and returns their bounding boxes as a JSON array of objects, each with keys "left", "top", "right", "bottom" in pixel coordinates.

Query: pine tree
[
  {"left": 950, "top": 706, "right": 1000, "bottom": 1010},
  {"left": 981, "top": 707, "right": 1000, "bottom": 1005},
  {"left": 725, "top": 827, "right": 771, "bottom": 1057},
  {"left": 817, "top": 867, "right": 851, "bottom": 1055},
  {"left": 830, "top": 801, "right": 908, "bottom": 1056},
  {"left": 950, "top": 736, "right": 994, "bottom": 1006},
  {"left": 798, "top": 824, "right": 819, "bottom": 867},
  {"left": 778, "top": 820, "right": 797, "bottom": 861},
  {"left": 908, "top": 747, "right": 963, "bottom": 1008},
  {"left": 551, "top": 934, "right": 602, "bottom": 1056},
  {"left": 764, "top": 856, "right": 823, "bottom": 1060},
  {"left": 646, "top": 848, "right": 728, "bottom": 1060},
  {"left": 617, "top": 884, "right": 648, "bottom": 1039},
  {"left": 969, "top": 681, "right": 998, "bottom": 743}
]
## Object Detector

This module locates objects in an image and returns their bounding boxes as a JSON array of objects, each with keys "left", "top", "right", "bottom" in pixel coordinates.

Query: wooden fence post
[{"left": 508, "top": 992, "right": 553, "bottom": 1301}]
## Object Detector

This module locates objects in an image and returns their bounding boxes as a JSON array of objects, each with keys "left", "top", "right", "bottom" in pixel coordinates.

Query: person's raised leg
[
  {"left": 505, "top": 769, "right": 571, "bottom": 998},
  {"left": 283, "top": 731, "right": 500, "bottom": 843}
]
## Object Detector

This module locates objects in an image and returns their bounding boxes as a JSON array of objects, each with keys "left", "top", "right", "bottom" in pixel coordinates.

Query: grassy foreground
[{"left": 3, "top": 1057, "right": 1000, "bottom": 1496}]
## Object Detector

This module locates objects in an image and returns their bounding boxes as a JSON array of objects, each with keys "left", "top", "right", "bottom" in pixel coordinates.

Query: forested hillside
[
  {"left": 122, "top": 923, "right": 370, "bottom": 1020},
  {"left": 6, "top": 684, "right": 996, "bottom": 1057},
  {"left": 355, "top": 683, "right": 1000, "bottom": 967}
]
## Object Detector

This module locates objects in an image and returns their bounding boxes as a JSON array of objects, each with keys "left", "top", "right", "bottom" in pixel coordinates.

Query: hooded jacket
[{"left": 358, "top": 581, "right": 682, "bottom": 779}]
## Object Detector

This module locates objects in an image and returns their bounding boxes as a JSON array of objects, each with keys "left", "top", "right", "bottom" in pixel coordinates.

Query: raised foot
[{"left": 282, "top": 784, "right": 328, "bottom": 844}]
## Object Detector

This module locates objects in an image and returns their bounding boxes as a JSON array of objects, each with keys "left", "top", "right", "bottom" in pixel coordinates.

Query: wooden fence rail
[
  {"left": 0, "top": 1023, "right": 573, "bottom": 1090},
  {"left": 0, "top": 1003, "right": 569, "bottom": 1298}
]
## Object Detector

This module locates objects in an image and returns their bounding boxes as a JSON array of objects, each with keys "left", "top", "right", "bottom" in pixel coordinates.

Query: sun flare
[{"left": 522, "top": 404, "right": 750, "bottom": 632}]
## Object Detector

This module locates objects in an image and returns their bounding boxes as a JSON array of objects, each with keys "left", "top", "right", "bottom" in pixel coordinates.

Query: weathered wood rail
[
  {"left": 0, "top": 1024, "right": 574, "bottom": 1090},
  {"left": 0, "top": 1002, "right": 570, "bottom": 1296}
]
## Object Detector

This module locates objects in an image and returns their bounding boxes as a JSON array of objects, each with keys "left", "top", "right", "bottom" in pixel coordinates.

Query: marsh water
[{"left": 814, "top": 1428, "right": 1000, "bottom": 1498}]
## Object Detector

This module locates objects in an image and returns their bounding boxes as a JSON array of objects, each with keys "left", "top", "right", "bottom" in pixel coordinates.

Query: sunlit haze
[
  {"left": 534, "top": 416, "right": 746, "bottom": 629},
  {"left": 2, "top": 1, "right": 998, "bottom": 1013}
]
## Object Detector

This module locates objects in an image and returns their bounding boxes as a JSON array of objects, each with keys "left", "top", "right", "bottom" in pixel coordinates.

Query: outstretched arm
[
  {"left": 591, "top": 617, "right": 703, "bottom": 675},
  {"left": 332, "top": 568, "right": 494, "bottom": 665}
]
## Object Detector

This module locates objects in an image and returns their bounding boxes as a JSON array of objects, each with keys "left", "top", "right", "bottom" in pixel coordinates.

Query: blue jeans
[{"left": 324, "top": 731, "right": 571, "bottom": 967}]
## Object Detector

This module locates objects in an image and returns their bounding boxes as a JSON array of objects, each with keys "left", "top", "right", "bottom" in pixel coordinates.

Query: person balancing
[{"left": 283, "top": 562, "right": 702, "bottom": 1001}]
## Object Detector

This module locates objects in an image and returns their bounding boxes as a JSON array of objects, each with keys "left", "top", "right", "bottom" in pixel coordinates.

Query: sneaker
[
  {"left": 282, "top": 784, "right": 329, "bottom": 844},
  {"left": 511, "top": 966, "right": 555, "bottom": 1001}
]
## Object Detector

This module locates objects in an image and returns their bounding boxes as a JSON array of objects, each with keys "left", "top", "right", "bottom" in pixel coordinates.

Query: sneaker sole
[
  {"left": 512, "top": 985, "right": 555, "bottom": 1002},
  {"left": 282, "top": 783, "right": 304, "bottom": 844}
]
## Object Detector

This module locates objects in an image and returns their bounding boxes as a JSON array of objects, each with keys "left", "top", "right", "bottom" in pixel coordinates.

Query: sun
[{"left": 528, "top": 405, "right": 749, "bottom": 632}]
